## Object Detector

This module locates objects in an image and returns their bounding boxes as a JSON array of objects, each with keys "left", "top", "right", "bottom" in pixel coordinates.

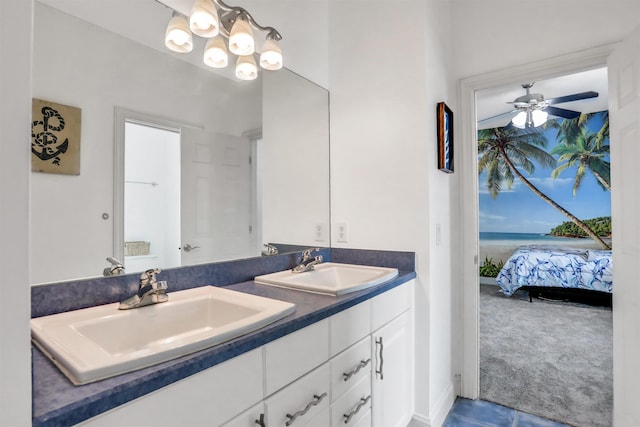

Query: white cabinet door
[{"left": 371, "top": 311, "right": 412, "bottom": 427}]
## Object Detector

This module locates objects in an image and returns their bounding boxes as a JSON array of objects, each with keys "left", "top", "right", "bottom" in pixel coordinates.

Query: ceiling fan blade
[
  {"left": 545, "top": 106, "right": 581, "bottom": 120},
  {"left": 546, "top": 91, "right": 599, "bottom": 105},
  {"left": 477, "top": 110, "right": 517, "bottom": 129}
]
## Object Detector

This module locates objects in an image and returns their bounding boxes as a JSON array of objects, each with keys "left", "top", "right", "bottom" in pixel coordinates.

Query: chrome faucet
[
  {"left": 118, "top": 268, "right": 168, "bottom": 310},
  {"left": 292, "top": 248, "right": 323, "bottom": 273},
  {"left": 103, "top": 257, "right": 125, "bottom": 276},
  {"left": 261, "top": 243, "right": 279, "bottom": 256}
]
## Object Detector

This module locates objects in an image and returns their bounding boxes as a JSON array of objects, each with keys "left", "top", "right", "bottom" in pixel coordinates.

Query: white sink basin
[
  {"left": 254, "top": 262, "right": 399, "bottom": 296},
  {"left": 31, "top": 286, "right": 295, "bottom": 385}
]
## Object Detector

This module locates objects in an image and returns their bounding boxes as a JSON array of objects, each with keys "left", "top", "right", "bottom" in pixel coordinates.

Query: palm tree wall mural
[{"left": 478, "top": 110, "right": 611, "bottom": 250}]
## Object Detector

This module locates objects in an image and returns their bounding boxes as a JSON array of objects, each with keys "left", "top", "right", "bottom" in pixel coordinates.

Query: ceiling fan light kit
[{"left": 479, "top": 82, "right": 599, "bottom": 129}]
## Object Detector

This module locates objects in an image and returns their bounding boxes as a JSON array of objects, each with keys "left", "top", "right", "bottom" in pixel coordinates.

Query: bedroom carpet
[{"left": 480, "top": 284, "right": 613, "bottom": 427}]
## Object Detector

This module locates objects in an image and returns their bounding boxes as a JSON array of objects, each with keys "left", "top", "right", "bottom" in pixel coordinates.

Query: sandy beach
[{"left": 479, "top": 239, "right": 608, "bottom": 266}]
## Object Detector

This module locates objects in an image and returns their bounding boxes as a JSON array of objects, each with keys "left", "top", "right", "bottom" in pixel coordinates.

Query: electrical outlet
[
  {"left": 336, "top": 222, "right": 348, "bottom": 243},
  {"left": 314, "top": 223, "right": 325, "bottom": 242}
]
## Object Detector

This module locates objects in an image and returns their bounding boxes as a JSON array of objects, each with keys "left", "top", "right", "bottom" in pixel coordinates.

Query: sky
[{"left": 478, "top": 111, "right": 611, "bottom": 234}]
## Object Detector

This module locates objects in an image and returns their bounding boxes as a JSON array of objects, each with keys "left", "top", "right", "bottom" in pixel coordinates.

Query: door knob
[{"left": 181, "top": 244, "right": 200, "bottom": 252}]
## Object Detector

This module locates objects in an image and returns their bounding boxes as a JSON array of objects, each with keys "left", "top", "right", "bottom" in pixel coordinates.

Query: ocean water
[
  {"left": 479, "top": 232, "right": 596, "bottom": 246},
  {"left": 481, "top": 232, "right": 570, "bottom": 241}
]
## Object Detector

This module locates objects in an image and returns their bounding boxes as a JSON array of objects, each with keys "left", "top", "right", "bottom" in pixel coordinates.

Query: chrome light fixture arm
[{"left": 215, "top": 0, "right": 282, "bottom": 41}]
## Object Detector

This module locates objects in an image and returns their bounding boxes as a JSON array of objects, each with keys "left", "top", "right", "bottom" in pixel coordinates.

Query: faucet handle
[
  {"left": 140, "top": 268, "right": 161, "bottom": 286},
  {"left": 301, "top": 247, "right": 320, "bottom": 259}
]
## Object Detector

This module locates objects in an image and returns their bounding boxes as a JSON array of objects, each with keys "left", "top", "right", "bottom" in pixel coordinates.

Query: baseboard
[
  {"left": 430, "top": 382, "right": 456, "bottom": 427},
  {"left": 479, "top": 276, "right": 498, "bottom": 286},
  {"left": 410, "top": 382, "right": 456, "bottom": 427},
  {"left": 409, "top": 413, "right": 430, "bottom": 426}
]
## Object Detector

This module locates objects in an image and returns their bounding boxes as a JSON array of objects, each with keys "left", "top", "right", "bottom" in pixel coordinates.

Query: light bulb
[
  {"left": 259, "top": 37, "right": 283, "bottom": 70},
  {"left": 189, "top": 0, "right": 219, "bottom": 38},
  {"left": 531, "top": 109, "right": 548, "bottom": 127},
  {"left": 165, "top": 13, "right": 193, "bottom": 53},
  {"left": 236, "top": 55, "right": 258, "bottom": 80},
  {"left": 203, "top": 37, "right": 228, "bottom": 68},
  {"left": 229, "top": 16, "right": 255, "bottom": 56},
  {"left": 511, "top": 111, "right": 527, "bottom": 129}
]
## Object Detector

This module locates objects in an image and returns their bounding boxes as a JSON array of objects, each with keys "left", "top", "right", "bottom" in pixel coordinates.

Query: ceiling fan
[{"left": 478, "top": 82, "right": 599, "bottom": 129}]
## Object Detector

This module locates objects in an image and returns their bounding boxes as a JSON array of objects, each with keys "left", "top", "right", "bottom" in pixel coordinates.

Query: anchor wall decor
[{"left": 31, "top": 98, "right": 81, "bottom": 175}]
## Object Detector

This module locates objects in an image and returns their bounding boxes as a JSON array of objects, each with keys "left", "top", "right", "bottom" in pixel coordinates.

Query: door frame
[{"left": 457, "top": 44, "right": 617, "bottom": 398}]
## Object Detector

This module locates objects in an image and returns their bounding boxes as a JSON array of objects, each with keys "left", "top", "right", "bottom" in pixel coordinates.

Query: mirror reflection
[{"left": 31, "top": 0, "right": 330, "bottom": 284}]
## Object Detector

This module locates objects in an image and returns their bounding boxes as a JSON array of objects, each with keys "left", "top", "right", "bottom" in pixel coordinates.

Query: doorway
[
  {"left": 474, "top": 69, "right": 613, "bottom": 425},
  {"left": 123, "top": 120, "right": 182, "bottom": 272},
  {"left": 458, "top": 45, "right": 617, "bottom": 404}
]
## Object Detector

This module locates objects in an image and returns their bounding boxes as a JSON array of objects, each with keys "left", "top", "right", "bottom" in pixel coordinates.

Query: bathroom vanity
[{"left": 31, "top": 249, "right": 416, "bottom": 427}]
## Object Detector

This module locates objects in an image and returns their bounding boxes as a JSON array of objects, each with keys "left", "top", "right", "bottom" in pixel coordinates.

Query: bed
[{"left": 496, "top": 245, "right": 613, "bottom": 303}]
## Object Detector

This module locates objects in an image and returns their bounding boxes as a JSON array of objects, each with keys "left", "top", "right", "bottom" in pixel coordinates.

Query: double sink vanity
[{"left": 31, "top": 248, "right": 415, "bottom": 426}]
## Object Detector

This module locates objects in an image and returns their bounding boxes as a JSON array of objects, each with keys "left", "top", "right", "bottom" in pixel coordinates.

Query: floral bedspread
[{"left": 496, "top": 245, "right": 613, "bottom": 296}]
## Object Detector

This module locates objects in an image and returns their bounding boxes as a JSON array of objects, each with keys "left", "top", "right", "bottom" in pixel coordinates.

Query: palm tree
[
  {"left": 545, "top": 111, "right": 610, "bottom": 186},
  {"left": 551, "top": 126, "right": 610, "bottom": 195},
  {"left": 478, "top": 126, "right": 611, "bottom": 249}
]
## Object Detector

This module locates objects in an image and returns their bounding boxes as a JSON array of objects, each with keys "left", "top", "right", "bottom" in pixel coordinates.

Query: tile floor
[{"left": 443, "top": 398, "right": 569, "bottom": 427}]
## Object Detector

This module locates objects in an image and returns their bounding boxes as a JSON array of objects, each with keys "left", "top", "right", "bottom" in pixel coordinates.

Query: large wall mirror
[{"left": 31, "top": 0, "right": 330, "bottom": 284}]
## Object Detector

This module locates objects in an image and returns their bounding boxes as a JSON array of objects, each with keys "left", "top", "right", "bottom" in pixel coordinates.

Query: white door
[
  {"left": 180, "top": 128, "right": 253, "bottom": 266},
  {"left": 607, "top": 25, "right": 640, "bottom": 426},
  {"left": 372, "top": 311, "right": 412, "bottom": 427}
]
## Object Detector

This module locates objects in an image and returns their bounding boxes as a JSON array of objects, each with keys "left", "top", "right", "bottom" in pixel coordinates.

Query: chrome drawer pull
[
  {"left": 343, "top": 358, "right": 371, "bottom": 382},
  {"left": 285, "top": 392, "right": 327, "bottom": 426},
  {"left": 375, "top": 337, "right": 384, "bottom": 380},
  {"left": 343, "top": 395, "right": 371, "bottom": 424}
]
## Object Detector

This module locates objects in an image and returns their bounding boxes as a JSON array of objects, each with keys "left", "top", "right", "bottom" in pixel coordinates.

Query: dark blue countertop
[{"left": 32, "top": 248, "right": 415, "bottom": 426}]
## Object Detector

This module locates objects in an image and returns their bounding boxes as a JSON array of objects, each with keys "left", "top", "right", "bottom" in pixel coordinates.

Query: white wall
[
  {"left": 450, "top": 0, "right": 640, "bottom": 79},
  {"left": 31, "top": 3, "right": 260, "bottom": 283},
  {"left": 0, "top": 0, "right": 32, "bottom": 424},
  {"left": 328, "top": 0, "right": 456, "bottom": 424},
  {"left": 234, "top": 0, "right": 329, "bottom": 89}
]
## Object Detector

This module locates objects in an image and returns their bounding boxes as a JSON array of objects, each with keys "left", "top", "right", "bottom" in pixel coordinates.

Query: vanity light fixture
[
  {"left": 162, "top": 0, "right": 283, "bottom": 80},
  {"left": 236, "top": 55, "right": 258, "bottom": 80},
  {"left": 165, "top": 12, "right": 193, "bottom": 53}
]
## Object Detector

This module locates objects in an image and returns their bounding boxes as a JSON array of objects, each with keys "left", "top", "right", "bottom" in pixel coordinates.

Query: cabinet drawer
[
  {"left": 222, "top": 402, "right": 264, "bottom": 427},
  {"left": 331, "top": 374, "right": 372, "bottom": 426},
  {"left": 371, "top": 281, "right": 412, "bottom": 332},
  {"left": 265, "top": 363, "right": 331, "bottom": 427},
  {"left": 265, "top": 319, "right": 329, "bottom": 395},
  {"left": 330, "top": 336, "right": 371, "bottom": 402},
  {"left": 329, "top": 300, "right": 371, "bottom": 357},
  {"left": 350, "top": 409, "right": 371, "bottom": 427},
  {"left": 80, "top": 348, "right": 263, "bottom": 427},
  {"left": 304, "top": 407, "right": 331, "bottom": 427}
]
